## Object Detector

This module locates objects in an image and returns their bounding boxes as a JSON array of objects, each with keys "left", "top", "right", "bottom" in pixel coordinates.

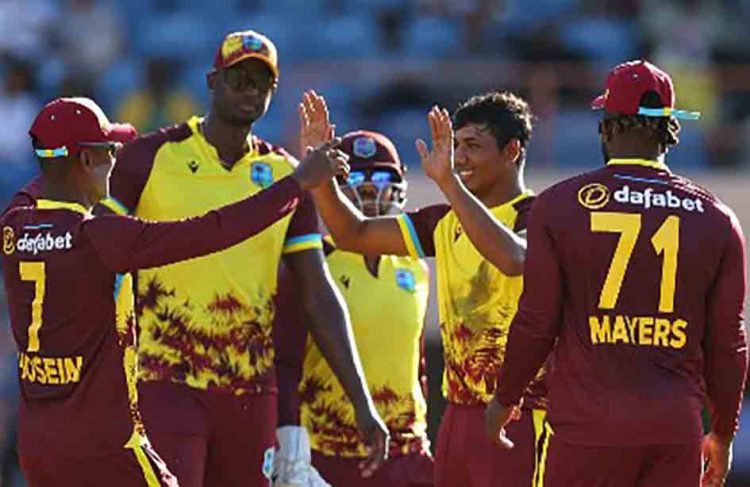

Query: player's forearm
[
  {"left": 437, "top": 175, "right": 525, "bottom": 275},
  {"left": 494, "top": 314, "right": 554, "bottom": 407},
  {"left": 311, "top": 181, "right": 371, "bottom": 252},
  {"left": 304, "top": 281, "right": 375, "bottom": 416},
  {"left": 92, "top": 176, "right": 304, "bottom": 272},
  {"left": 705, "top": 343, "right": 748, "bottom": 441}
]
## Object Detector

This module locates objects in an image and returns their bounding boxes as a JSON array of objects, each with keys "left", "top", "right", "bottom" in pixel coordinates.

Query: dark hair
[
  {"left": 603, "top": 91, "right": 681, "bottom": 148},
  {"left": 453, "top": 91, "right": 534, "bottom": 150}
]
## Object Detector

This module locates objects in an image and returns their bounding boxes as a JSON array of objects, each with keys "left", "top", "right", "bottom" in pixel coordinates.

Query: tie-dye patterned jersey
[
  {"left": 396, "top": 192, "right": 546, "bottom": 408},
  {"left": 298, "top": 244, "right": 430, "bottom": 457},
  {"left": 105, "top": 116, "right": 322, "bottom": 394}
]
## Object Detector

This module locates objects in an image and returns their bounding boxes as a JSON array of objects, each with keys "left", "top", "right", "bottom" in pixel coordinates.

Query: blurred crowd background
[{"left": 0, "top": 0, "right": 749, "bottom": 485}]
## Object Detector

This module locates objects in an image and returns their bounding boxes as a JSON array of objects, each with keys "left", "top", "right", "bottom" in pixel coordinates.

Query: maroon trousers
[
  {"left": 312, "top": 450, "right": 434, "bottom": 487},
  {"left": 138, "top": 381, "right": 277, "bottom": 487},
  {"left": 540, "top": 437, "right": 702, "bottom": 487},
  {"left": 434, "top": 404, "right": 547, "bottom": 487}
]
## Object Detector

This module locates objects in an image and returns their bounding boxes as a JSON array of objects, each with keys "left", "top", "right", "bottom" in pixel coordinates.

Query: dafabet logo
[{"left": 578, "top": 183, "right": 610, "bottom": 210}]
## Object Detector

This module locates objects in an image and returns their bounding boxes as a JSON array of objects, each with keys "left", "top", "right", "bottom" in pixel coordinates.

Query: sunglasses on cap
[
  {"left": 35, "top": 141, "right": 122, "bottom": 159},
  {"left": 338, "top": 169, "right": 401, "bottom": 189},
  {"left": 219, "top": 65, "right": 276, "bottom": 93}
]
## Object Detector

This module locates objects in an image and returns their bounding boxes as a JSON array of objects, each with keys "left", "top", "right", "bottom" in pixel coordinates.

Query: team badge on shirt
[
  {"left": 395, "top": 268, "right": 416, "bottom": 293},
  {"left": 251, "top": 162, "right": 273, "bottom": 188}
]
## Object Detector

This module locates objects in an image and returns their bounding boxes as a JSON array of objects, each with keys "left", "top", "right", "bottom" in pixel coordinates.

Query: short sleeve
[
  {"left": 283, "top": 191, "right": 323, "bottom": 254},
  {"left": 396, "top": 204, "right": 450, "bottom": 258}
]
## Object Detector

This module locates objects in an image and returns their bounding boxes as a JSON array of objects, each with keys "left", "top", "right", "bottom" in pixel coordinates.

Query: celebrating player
[
  {"left": 300, "top": 90, "right": 547, "bottom": 487},
  {"left": 486, "top": 59, "right": 748, "bottom": 487},
  {"left": 274, "top": 131, "right": 433, "bottom": 486},
  {"left": 98, "top": 30, "right": 388, "bottom": 486},
  {"left": 2, "top": 96, "right": 348, "bottom": 486}
]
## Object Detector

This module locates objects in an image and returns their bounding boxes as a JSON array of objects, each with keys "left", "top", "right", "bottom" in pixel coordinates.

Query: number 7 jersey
[{"left": 497, "top": 158, "right": 747, "bottom": 446}]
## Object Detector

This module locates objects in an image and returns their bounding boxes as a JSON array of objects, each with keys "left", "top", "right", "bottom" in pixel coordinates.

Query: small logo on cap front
[
  {"left": 242, "top": 35, "right": 263, "bottom": 52},
  {"left": 353, "top": 137, "right": 377, "bottom": 159}
]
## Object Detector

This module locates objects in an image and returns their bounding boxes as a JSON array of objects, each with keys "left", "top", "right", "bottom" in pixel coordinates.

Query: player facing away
[
  {"left": 273, "top": 131, "right": 434, "bottom": 487},
  {"left": 300, "top": 90, "right": 547, "bottom": 487},
  {"left": 2, "top": 97, "right": 349, "bottom": 487},
  {"left": 486, "top": 59, "right": 748, "bottom": 487},
  {"left": 98, "top": 30, "right": 388, "bottom": 487}
]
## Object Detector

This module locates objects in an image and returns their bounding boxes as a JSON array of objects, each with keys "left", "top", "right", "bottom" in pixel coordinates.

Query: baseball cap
[
  {"left": 591, "top": 60, "right": 700, "bottom": 121},
  {"left": 213, "top": 30, "right": 279, "bottom": 79},
  {"left": 29, "top": 97, "right": 138, "bottom": 158},
  {"left": 338, "top": 131, "right": 405, "bottom": 178}
]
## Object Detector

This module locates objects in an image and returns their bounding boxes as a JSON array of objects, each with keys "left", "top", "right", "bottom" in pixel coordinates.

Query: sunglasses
[
  {"left": 79, "top": 141, "right": 123, "bottom": 157},
  {"left": 340, "top": 169, "right": 400, "bottom": 189},
  {"left": 220, "top": 66, "right": 276, "bottom": 93}
]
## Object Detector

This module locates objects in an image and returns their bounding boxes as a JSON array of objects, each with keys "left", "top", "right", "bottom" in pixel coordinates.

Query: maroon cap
[
  {"left": 338, "top": 130, "right": 404, "bottom": 177},
  {"left": 29, "top": 97, "right": 138, "bottom": 158},
  {"left": 213, "top": 30, "right": 279, "bottom": 79},
  {"left": 591, "top": 60, "right": 700, "bottom": 120}
]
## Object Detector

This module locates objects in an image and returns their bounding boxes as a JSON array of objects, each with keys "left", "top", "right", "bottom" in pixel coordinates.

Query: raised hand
[
  {"left": 292, "top": 138, "right": 349, "bottom": 191},
  {"left": 356, "top": 409, "right": 390, "bottom": 478},
  {"left": 415, "top": 106, "right": 455, "bottom": 186},
  {"left": 299, "top": 90, "right": 335, "bottom": 158}
]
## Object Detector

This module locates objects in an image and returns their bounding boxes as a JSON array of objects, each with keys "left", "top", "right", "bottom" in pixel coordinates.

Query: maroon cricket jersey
[
  {"left": 496, "top": 159, "right": 747, "bottom": 446},
  {"left": 1, "top": 177, "right": 304, "bottom": 458}
]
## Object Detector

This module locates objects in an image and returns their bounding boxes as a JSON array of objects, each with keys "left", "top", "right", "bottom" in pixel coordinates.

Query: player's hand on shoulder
[
  {"left": 273, "top": 426, "right": 331, "bottom": 487},
  {"left": 701, "top": 432, "right": 732, "bottom": 487},
  {"left": 356, "top": 408, "right": 390, "bottom": 478},
  {"left": 299, "top": 90, "right": 335, "bottom": 157},
  {"left": 292, "top": 138, "right": 349, "bottom": 190},
  {"left": 416, "top": 106, "right": 455, "bottom": 187}
]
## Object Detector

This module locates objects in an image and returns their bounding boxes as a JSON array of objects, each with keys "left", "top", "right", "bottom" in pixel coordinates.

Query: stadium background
[{"left": 0, "top": 0, "right": 748, "bottom": 485}]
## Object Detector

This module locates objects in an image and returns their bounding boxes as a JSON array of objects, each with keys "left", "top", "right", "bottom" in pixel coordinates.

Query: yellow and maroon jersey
[
  {"left": 396, "top": 192, "right": 545, "bottom": 407},
  {"left": 105, "top": 116, "right": 321, "bottom": 394},
  {"left": 302, "top": 242, "right": 430, "bottom": 457},
  {"left": 497, "top": 159, "right": 748, "bottom": 445},
  {"left": 1, "top": 179, "right": 302, "bottom": 459}
]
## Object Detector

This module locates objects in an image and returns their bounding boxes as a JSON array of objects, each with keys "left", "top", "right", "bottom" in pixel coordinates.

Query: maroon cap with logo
[
  {"left": 591, "top": 60, "right": 700, "bottom": 120},
  {"left": 213, "top": 30, "right": 279, "bottom": 79},
  {"left": 338, "top": 130, "right": 404, "bottom": 178},
  {"left": 29, "top": 97, "right": 138, "bottom": 158}
]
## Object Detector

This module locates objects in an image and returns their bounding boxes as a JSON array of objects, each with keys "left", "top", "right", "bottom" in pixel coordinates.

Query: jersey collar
[
  {"left": 492, "top": 189, "right": 534, "bottom": 211},
  {"left": 36, "top": 199, "right": 90, "bottom": 216},
  {"left": 188, "top": 116, "right": 257, "bottom": 168},
  {"left": 606, "top": 158, "right": 671, "bottom": 172}
]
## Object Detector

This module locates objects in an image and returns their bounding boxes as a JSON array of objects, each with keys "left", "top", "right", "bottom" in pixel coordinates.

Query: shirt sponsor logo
[
  {"left": 578, "top": 183, "right": 610, "bottom": 210},
  {"left": 589, "top": 314, "right": 687, "bottom": 349},
  {"left": 16, "top": 231, "right": 73, "bottom": 255},
  {"left": 614, "top": 185, "right": 705, "bottom": 213},
  {"left": 3, "top": 226, "right": 15, "bottom": 255}
]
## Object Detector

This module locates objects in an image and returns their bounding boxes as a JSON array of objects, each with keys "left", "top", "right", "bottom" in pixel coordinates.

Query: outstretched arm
[
  {"left": 299, "top": 90, "right": 409, "bottom": 256},
  {"left": 417, "top": 106, "right": 526, "bottom": 276}
]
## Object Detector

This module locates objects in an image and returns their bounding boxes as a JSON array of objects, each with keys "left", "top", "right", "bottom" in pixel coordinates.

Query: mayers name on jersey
[
  {"left": 615, "top": 185, "right": 705, "bottom": 213},
  {"left": 17, "top": 231, "right": 73, "bottom": 254}
]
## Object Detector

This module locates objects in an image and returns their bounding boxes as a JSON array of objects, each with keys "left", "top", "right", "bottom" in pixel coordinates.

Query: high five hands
[{"left": 416, "top": 106, "right": 456, "bottom": 187}]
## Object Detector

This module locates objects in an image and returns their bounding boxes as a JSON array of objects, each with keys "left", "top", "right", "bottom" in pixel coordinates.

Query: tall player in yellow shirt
[
  {"left": 300, "top": 91, "right": 546, "bottom": 487},
  {"left": 274, "top": 131, "right": 433, "bottom": 487},
  {"left": 100, "top": 31, "right": 388, "bottom": 487}
]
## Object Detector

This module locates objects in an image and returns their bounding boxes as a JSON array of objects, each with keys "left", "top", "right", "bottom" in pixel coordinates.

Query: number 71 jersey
[{"left": 526, "top": 157, "right": 746, "bottom": 446}]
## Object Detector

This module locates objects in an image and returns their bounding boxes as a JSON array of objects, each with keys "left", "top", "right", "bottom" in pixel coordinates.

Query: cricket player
[
  {"left": 274, "top": 131, "right": 434, "bottom": 487},
  {"left": 99, "top": 30, "right": 388, "bottom": 486},
  {"left": 3, "top": 96, "right": 348, "bottom": 486},
  {"left": 487, "top": 59, "right": 748, "bottom": 487},
  {"left": 300, "top": 90, "right": 547, "bottom": 487}
]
